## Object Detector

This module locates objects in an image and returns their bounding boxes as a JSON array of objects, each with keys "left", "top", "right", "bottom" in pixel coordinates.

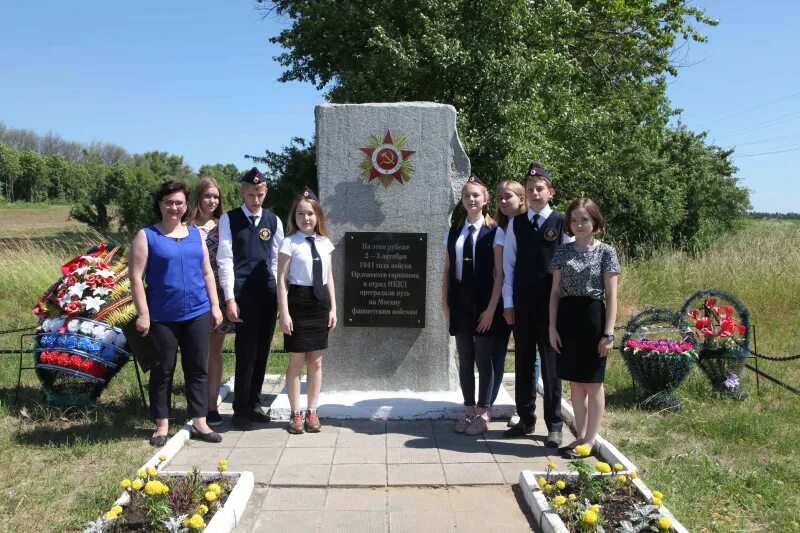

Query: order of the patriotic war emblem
[
  {"left": 359, "top": 130, "right": 416, "bottom": 187},
  {"left": 259, "top": 228, "right": 272, "bottom": 241},
  {"left": 543, "top": 228, "right": 557, "bottom": 242}
]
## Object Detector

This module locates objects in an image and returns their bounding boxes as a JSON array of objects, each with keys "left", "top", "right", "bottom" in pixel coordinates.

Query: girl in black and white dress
[
  {"left": 277, "top": 188, "right": 337, "bottom": 434},
  {"left": 548, "top": 198, "right": 619, "bottom": 457}
]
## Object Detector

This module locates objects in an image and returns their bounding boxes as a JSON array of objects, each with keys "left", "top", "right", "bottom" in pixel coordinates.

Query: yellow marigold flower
[
  {"left": 582, "top": 510, "right": 598, "bottom": 525},
  {"left": 652, "top": 490, "right": 664, "bottom": 500},
  {"left": 589, "top": 504, "right": 600, "bottom": 513},
  {"left": 618, "top": 475, "right": 627, "bottom": 483},
  {"left": 658, "top": 516, "right": 672, "bottom": 530},
  {"left": 537, "top": 477, "right": 547, "bottom": 489},
  {"left": 218, "top": 459, "right": 229, "bottom": 472},
  {"left": 205, "top": 490, "right": 217, "bottom": 502},
  {"left": 119, "top": 479, "right": 131, "bottom": 489},
  {"left": 132, "top": 479, "right": 143, "bottom": 490},
  {"left": 147, "top": 466, "right": 158, "bottom": 477},
  {"left": 186, "top": 514, "right": 206, "bottom": 529},
  {"left": 144, "top": 480, "right": 165, "bottom": 496},
  {"left": 208, "top": 482, "right": 222, "bottom": 495},
  {"left": 547, "top": 462, "right": 557, "bottom": 470},
  {"left": 555, "top": 480, "right": 566, "bottom": 490},
  {"left": 568, "top": 494, "right": 576, "bottom": 501},
  {"left": 160, "top": 481, "right": 169, "bottom": 495},
  {"left": 544, "top": 484, "right": 553, "bottom": 492},
  {"left": 629, "top": 471, "right": 638, "bottom": 479},
  {"left": 574, "top": 444, "right": 592, "bottom": 457},
  {"left": 198, "top": 504, "right": 209, "bottom": 516},
  {"left": 104, "top": 510, "right": 118, "bottom": 520},
  {"left": 158, "top": 454, "right": 167, "bottom": 461},
  {"left": 653, "top": 497, "right": 663, "bottom": 507},
  {"left": 595, "top": 462, "right": 612, "bottom": 474},
  {"left": 553, "top": 495, "right": 567, "bottom": 506},
  {"left": 137, "top": 470, "right": 146, "bottom": 478},
  {"left": 614, "top": 463, "right": 624, "bottom": 471},
  {"left": 111, "top": 505, "right": 123, "bottom": 515}
]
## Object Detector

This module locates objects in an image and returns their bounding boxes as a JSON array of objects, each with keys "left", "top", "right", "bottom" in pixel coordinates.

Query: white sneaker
[{"left": 507, "top": 412, "right": 520, "bottom": 427}]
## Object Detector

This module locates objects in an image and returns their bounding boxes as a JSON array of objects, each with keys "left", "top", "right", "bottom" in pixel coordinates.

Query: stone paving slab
[
  {"left": 330, "top": 464, "right": 387, "bottom": 487},
  {"left": 442, "top": 462, "right": 504, "bottom": 485},
  {"left": 333, "top": 446, "right": 387, "bottom": 464}
]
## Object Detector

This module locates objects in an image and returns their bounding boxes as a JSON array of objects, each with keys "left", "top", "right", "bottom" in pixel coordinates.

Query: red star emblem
[{"left": 359, "top": 131, "right": 416, "bottom": 185}]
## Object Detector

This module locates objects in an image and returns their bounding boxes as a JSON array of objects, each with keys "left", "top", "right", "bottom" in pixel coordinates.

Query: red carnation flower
[
  {"left": 70, "top": 355, "right": 83, "bottom": 369},
  {"left": 57, "top": 353, "right": 71, "bottom": 367},
  {"left": 721, "top": 305, "right": 733, "bottom": 316},
  {"left": 737, "top": 324, "right": 746, "bottom": 336},
  {"left": 688, "top": 309, "right": 699, "bottom": 319},
  {"left": 704, "top": 298, "right": 717, "bottom": 307},
  {"left": 695, "top": 317, "right": 712, "bottom": 329}
]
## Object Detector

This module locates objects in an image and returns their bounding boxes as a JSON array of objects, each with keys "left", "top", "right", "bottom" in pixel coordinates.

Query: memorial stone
[{"left": 316, "top": 102, "right": 470, "bottom": 391}]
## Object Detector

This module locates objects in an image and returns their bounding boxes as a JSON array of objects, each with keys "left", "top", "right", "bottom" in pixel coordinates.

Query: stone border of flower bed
[{"left": 519, "top": 470, "right": 689, "bottom": 533}]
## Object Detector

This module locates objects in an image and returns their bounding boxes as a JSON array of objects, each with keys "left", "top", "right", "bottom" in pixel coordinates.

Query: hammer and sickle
[{"left": 380, "top": 151, "right": 397, "bottom": 166}]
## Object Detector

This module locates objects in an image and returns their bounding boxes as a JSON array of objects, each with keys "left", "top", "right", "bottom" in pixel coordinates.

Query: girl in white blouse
[{"left": 277, "top": 188, "right": 337, "bottom": 434}]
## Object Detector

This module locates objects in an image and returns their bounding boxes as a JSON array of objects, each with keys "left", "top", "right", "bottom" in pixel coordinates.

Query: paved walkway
[{"left": 166, "top": 381, "right": 585, "bottom": 532}]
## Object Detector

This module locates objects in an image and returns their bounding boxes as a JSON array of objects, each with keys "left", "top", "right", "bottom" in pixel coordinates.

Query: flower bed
[
  {"left": 85, "top": 458, "right": 253, "bottom": 533},
  {"left": 520, "top": 450, "right": 687, "bottom": 533}
]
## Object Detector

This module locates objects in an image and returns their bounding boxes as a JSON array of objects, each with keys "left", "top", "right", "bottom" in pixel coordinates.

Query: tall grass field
[{"left": 1, "top": 209, "right": 798, "bottom": 531}]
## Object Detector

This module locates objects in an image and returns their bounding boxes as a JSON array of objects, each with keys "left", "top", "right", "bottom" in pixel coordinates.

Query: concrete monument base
[{"left": 269, "top": 378, "right": 515, "bottom": 421}]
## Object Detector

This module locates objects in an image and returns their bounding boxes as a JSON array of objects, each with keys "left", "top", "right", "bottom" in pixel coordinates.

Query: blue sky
[{"left": 1, "top": 1, "right": 797, "bottom": 212}]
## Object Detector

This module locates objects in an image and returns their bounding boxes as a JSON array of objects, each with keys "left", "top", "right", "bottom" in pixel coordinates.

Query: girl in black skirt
[
  {"left": 277, "top": 188, "right": 337, "bottom": 434},
  {"left": 548, "top": 198, "right": 619, "bottom": 458}
]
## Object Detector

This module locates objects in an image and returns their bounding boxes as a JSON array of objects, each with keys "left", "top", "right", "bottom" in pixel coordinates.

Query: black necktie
[
  {"left": 532, "top": 213, "right": 540, "bottom": 230},
  {"left": 462, "top": 224, "right": 475, "bottom": 287},
  {"left": 248, "top": 215, "right": 257, "bottom": 226},
  {"left": 306, "top": 236, "right": 325, "bottom": 300}
]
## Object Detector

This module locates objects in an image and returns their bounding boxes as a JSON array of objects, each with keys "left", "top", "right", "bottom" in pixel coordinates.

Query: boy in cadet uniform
[
  {"left": 217, "top": 167, "right": 284, "bottom": 430},
  {"left": 501, "top": 163, "right": 572, "bottom": 446}
]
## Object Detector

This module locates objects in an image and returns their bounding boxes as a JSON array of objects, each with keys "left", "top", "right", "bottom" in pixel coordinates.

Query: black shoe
[
  {"left": 191, "top": 427, "right": 223, "bottom": 443},
  {"left": 503, "top": 422, "right": 535, "bottom": 438},
  {"left": 149, "top": 434, "right": 168, "bottom": 447},
  {"left": 546, "top": 431, "right": 563, "bottom": 448},
  {"left": 232, "top": 414, "right": 253, "bottom": 430},
  {"left": 251, "top": 406, "right": 271, "bottom": 424},
  {"left": 207, "top": 410, "right": 223, "bottom": 426}
]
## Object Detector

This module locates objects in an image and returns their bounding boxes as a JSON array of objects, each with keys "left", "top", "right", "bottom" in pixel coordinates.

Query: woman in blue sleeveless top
[{"left": 129, "top": 181, "right": 224, "bottom": 446}]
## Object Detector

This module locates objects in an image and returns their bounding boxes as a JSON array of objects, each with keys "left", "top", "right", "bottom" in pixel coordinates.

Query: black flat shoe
[
  {"left": 251, "top": 406, "right": 271, "bottom": 424},
  {"left": 503, "top": 422, "right": 535, "bottom": 438},
  {"left": 190, "top": 427, "right": 222, "bottom": 443},
  {"left": 149, "top": 434, "right": 168, "bottom": 447}
]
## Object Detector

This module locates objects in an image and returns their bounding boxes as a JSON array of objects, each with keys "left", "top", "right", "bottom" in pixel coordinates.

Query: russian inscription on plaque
[{"left": 344, "top": 232, "right": 427, "bottom": 328}]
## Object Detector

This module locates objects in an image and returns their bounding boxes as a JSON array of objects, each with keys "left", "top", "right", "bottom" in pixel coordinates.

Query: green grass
[
  {"left": 602, "top": 218, "right": 800, "bottom": 532},
  {"left": 1, "top": 207, "right": 799, "bottom": 531}
]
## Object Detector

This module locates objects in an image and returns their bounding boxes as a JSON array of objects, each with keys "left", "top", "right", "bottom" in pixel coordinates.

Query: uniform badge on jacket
[
  {"left": 259, "top": 228, "right": 272, "bottom": 241},
  {"left": 543, "top": 228, "right": 558, "bottom": 242}
]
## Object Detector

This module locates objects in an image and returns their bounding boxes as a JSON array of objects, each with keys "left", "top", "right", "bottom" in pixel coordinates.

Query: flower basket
[
  {"left": 681, "top": 289, "right": 750, "bottom": 400},
  {"left": 620, "top": 309, "right": 697, "bottom": 409},
  {"left": 32, "top": 243, "right": 137, "bottom": 406}
]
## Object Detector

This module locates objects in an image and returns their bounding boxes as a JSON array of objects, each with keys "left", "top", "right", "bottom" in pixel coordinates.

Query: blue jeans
[{"left": 490, "top": 322, "right": 540, "bottom": 406}]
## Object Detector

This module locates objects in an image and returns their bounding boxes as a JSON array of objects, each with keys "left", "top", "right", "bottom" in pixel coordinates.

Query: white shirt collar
[
  {"left": 463, "top": 215, "right": 485, "bottom": 233},
  {"left": 240, "top": 204, "right": 263, "bottom": 219},
  {"left": 528, "top": 205, "right": 552, "bottom": 221}
]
